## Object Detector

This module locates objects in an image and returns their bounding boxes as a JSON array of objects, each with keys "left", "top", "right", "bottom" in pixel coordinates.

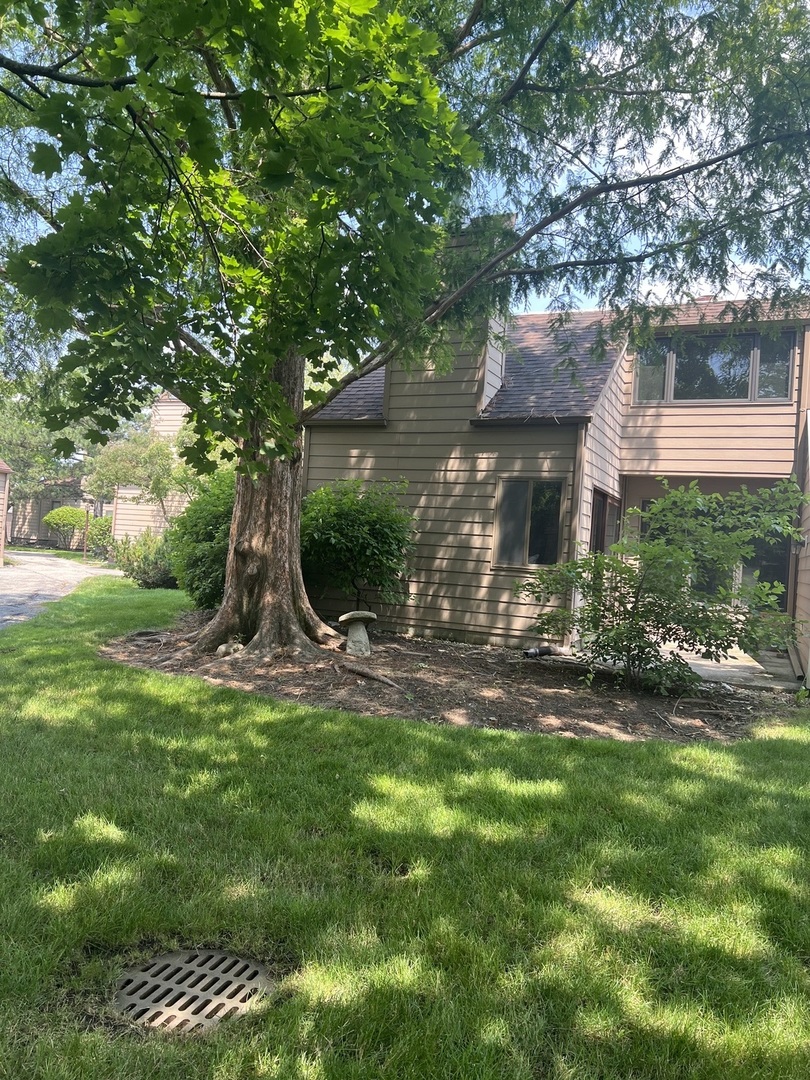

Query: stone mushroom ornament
[{"left": 339, "top": 610, "right": 378, "bottom": 657}]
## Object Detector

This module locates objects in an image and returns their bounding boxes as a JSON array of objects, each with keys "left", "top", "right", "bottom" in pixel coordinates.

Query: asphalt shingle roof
[
  {"left": 478, "top": 312, "right": 619, "bottom": 423},
  {"left": 312, "top": 311, "right": 620, "bottom": 425},
  {"left": 313, "top": 366, "right": 387, "bottom": 422},
  {"left": 311, "top": 298, "right": 802, "bottom": 425}
]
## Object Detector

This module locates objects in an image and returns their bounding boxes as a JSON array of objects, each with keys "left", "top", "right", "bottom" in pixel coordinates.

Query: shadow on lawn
[{"left": 2, "top": 581, "right": 810, "bottom": 1078}]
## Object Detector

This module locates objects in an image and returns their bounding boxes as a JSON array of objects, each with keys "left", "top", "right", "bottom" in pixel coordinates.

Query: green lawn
[{"left": 1, "top": 578, "right": 809, "bottom": 1079}]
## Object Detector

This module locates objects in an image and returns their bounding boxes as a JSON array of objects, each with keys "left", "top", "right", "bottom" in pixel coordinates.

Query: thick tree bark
[{"left": 194, "top": 352, "right": 339, "bottom": 658}]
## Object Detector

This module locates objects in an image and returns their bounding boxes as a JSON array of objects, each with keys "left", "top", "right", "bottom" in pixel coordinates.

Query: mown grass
[{"left": 1, "top": 578, "right": 809, "bottom": 1079}]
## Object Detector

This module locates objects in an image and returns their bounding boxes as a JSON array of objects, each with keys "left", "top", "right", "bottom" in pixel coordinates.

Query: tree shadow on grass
[{"left": 2, "top": 580, "right": 810, "bottom": 1078}]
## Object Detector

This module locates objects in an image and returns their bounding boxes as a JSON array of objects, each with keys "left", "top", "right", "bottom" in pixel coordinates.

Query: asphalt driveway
[{"left": 0, "top": 550, "right": 122, "bottom": 631}]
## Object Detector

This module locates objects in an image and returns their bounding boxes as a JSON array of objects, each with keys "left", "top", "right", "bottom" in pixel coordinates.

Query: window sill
[
  {"left": 631, "top": 398, "right": 793, "bottom": 408},
  {"left": 491, "top": 562, "right": 557, "bottom": 572}
]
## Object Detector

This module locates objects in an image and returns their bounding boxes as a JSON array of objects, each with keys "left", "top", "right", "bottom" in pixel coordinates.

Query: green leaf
[
  {"left": 51, "top": 437, "right": 76, "bottom": 458},
  {"left": 108, "top": 6, "right": 143, "bottom": 24},
  {"left": 30, "top": 143, "right": 62, "bottom": 178}
]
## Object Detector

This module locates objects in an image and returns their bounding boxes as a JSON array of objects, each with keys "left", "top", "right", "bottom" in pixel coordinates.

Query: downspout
[
  {"left": 569, "top": 421, "right": 589, "bottom": 561},
  {"left": 566, "top": 422, "right": 589, "bottom": 644}
]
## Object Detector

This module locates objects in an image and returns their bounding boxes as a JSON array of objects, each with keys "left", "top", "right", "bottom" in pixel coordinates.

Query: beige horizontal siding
[
  {"left": 112, "top": 488, "right": 188, "bottom": 539},
  {"left": 305, "top": 342, "right": 577, "bottom": 646},
  {"left": 619, "top": 339, "right": 802, "bottom": 476},
  {"left": 579, "top": 349, "right": 625, "bottom": 546},
  {"left": 151, "top": 394, "right": 188, "bottom": 439}
]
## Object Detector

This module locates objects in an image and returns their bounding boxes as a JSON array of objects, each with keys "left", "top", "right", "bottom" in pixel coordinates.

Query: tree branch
[
  {"left": 0, "top": 82, "right": 35, "bottom": 112},
  {"left": 452, "top": 0, "right": 485, "bottom": 50},
  {"left": 0, "top": 169, "right": 62, "bottom": 230},
  {"left": 424, "top": 128, "right": 810, "bottom": 325},
  {"left": 472, "top": 0, "right": 580, "bottom": 127},
  {"left": 0, "top": 51, "right": 156, "bottom": 90},
  {"left": 447, "top": 29, "right": 504, "bottom": 62},
  {"left": 196, "top": 45, "right": 239, "bottom": 131},
  {"left": 304, "top": 126, "right": 810, "bottom": 419}
]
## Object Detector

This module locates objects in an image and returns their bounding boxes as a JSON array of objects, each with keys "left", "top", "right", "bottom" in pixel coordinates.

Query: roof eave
[{"left": 306, "top": 417, "right": 388, "bottom": 427}]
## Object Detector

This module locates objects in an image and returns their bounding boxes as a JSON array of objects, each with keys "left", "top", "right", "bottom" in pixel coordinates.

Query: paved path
[{"left": 0, "top": 550, "right": 122, "bottom": 631}]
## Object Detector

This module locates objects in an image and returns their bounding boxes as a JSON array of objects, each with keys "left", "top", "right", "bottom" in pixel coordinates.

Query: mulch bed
[{"left": 99, "top": 611, "right": 802, "bottom": 744}]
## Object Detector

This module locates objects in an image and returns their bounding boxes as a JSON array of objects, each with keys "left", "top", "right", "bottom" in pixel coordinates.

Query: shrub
[
  {"left": 167, "top": 470, "right": 235, "bottom": 609},
  {"left": 113, "top": 530, "right": 178, "bottom": 589},
  {"left": 518, "top": 479, "right": 805, "bottom": 694},
  {"left": 86, "top": 515, "right": 113, "bottom": 558},
  {"left": 301, "top": 479, "right": 416, "bottom": 608},
  {"left": 42, "top": 505, "right": 86, "bottom": 549}
]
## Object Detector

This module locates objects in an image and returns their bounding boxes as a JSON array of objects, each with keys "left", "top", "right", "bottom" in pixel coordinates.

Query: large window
[
  {"left": 635, "top": 331, "right": 795, "bottom": 403},
  {"left": 494, "top": 478, "right": 563, "bottom": 566}
]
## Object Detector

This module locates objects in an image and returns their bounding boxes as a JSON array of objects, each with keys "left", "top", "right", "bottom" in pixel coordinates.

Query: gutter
[{"left": 470, "top": 413, "right": 591, "bottom": 427}]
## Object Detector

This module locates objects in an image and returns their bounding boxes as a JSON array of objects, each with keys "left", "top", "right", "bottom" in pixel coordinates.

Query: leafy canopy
[
  {"left": 3, "top": 1, "right": 810, "bottom": 461},
  {"left": 0, "top": 0, "right": 474, "bottom": 465}
]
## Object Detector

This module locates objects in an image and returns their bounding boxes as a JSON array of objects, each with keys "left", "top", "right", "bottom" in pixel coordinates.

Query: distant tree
[
  {"left": 0, "top": 377, "right": 87, "bottom": 500},
  {"left": 83, "top": 431, "right": 186, "bottom": 514}
]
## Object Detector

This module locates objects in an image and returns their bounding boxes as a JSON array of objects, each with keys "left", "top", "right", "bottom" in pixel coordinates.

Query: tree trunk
[{"left": 194, "top": 352, "right": 339, "bottom": 658}]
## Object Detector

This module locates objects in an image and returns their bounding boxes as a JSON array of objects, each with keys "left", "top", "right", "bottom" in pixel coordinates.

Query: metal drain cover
[{"left": 114, "top": 950, "right": 272, "bottom": 1033}]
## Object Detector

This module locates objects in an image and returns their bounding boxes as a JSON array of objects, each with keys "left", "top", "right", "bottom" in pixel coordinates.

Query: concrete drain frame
[{"left": 114, "top": 950, "right": 272, "bottom": 1034}]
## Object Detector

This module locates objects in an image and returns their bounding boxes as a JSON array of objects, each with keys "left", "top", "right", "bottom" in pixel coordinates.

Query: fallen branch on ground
[{"left": 340, "top": 662, "right": 406, "bottom": 691}]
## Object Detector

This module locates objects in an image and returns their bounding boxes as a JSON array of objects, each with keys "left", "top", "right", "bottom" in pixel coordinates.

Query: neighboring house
[
  {"left": 304, "top": 300, "right": 810, "bottom": 675},
  {"left": 0, "top": 459, "right": 10, "bottom": 566},
  {"left": 110, "top": 392, "right": 189, "bottom": 541},
  {"left": 5, "top": 478, "right": 114, "bottom": 548}
]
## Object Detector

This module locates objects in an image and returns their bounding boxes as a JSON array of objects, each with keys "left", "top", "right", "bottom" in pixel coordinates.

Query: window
[
  {"left": 635, "top": 331, "right": 794, "bottom": 403},
  {"left": 494, "top": 478, "right": 563, "bottom": 566},
  {"left": 589, "top": 490, "right": 621, "bottom": 552}
]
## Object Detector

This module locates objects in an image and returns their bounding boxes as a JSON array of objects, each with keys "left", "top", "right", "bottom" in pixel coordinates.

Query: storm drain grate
[{"left": 114, "top": 950, "right": 272, "bottom": 1033}]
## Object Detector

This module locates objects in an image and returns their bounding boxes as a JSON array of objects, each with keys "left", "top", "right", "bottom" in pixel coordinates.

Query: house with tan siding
[
  {"left": 110, "top": 392, "right": 189, "bottom": 541},
  {"left": 304, "top": 301, "right": 810, "bottom": 676}
]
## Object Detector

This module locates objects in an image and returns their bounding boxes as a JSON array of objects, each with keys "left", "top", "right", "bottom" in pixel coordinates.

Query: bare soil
[{"left": 99, "top": 611, "right": 802, "bottom": 744}]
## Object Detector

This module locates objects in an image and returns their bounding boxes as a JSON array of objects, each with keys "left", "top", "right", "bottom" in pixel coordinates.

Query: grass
[{"left": 1, "top": 577, "right": 809, "bottom": 1079}]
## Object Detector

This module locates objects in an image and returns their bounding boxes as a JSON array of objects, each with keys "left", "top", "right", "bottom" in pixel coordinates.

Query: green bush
[
  {"left": 301, "top": 479, "right": 416, "bottom": 608},
  {"left": 86, "top": 515, "right": 113, "bottom": 558},
  {"left": 41, "top": 505, "right": 86, "bottom": 549},
  {"left": 518, "top": 479, "right": 806, "bottom": 694},
  {"left": 167, "top": 470, "right": 235, "bottom": 609},
  {"left": 113, "top": 530, "right": 177, "bottom": 589}
]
